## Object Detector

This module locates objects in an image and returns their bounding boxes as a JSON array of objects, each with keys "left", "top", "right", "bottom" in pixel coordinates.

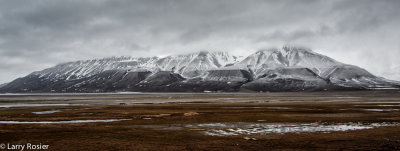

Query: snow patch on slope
[
  {"left": 33, "top": 56, "right": 159, "bottom": 81},
  {"left": 234, "top": 46, "right": 342, "bottom": 77},
  {"left": 156, "top": 51, "right": 241, "bottom": 77}
]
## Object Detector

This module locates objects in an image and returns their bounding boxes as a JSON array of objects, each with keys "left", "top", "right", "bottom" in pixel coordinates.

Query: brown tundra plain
[{"left": 0, "top": 90, "right": 400, "bottom": 150}]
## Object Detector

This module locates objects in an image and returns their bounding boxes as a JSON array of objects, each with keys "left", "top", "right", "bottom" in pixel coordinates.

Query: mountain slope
[
  {"left": 0, "top": 83, "right": 7, "bottom": 88},
  {"left": 243, "top": 67, "right": 329, "bottom": 91},
  {"left": 322, "top": 65, "right": 398, "bottom": 89},
  {"left": 33, "top": 56, "right": 159, "bottom": 81}
]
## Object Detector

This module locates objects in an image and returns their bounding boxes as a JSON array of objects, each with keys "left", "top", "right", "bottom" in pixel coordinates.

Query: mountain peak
[
  {"left": 256, "top": 45, "right": 312, "bottom": 55},
  {"left": 282, "top": 45, "right": 311, "bottom": 51},
  {"left": 279, "top": 45, "right": 312, "bottom": 58},
  {"left": 256, "top": 48, "right": 279, "bottom": 54},
  {"left": 176, "top": 50, "right": 229, "bottom": 57},
  {"left": 198, "top": 50, "right": 210, "bottom": 55},
  {"left": 198, "top": 50, "right": 231, "bottom": 55},
  {"left": 197, "top": 50, "right": 223, "bottom": 57}
]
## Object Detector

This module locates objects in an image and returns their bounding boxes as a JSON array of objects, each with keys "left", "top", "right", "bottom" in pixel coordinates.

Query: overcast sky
[{"left": 0, "top": 0, "right": 399, "bottom": 83}]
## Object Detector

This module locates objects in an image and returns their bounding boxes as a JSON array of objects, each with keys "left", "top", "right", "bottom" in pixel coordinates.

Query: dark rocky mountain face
[
  {"left": 243, "top": 68, "right": 328, "bottom": 92},
  {"left": 1, "top": 46, "right": 399, "bottom": 93},
  {"left": 0, "top": 83, "right": 6, "bottom": 88}
]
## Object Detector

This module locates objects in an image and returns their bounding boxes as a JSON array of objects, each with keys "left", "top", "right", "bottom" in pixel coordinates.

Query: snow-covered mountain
[
  {"left": 32, "top": 56, "right": 159, "bottom": 81},
  {"left": 30, "top": 51, "right": 240, "bottom": 82},
  {"left": 156, "top": 51, "right": 241, "bottom": 77},
  {"left": 234, "top": 46, "right": 341, "bottom": 77},
  {"left": 1, "top": 46, "right": 398, "bottom": 93}
]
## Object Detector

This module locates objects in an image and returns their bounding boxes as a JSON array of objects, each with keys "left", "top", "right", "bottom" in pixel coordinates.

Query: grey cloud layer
[{"left": 0, "top": 0, "right": 399, "bottom": 83}]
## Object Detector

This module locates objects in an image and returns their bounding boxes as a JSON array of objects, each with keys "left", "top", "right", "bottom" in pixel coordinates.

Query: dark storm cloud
[{"left": 0, "top": 0, "right": 400, "bottom": 83}]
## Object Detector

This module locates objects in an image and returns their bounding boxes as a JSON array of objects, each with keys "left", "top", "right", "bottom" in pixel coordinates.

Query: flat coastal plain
[{"left": 1, "top": 90, "right": 400, "bottom": 150}]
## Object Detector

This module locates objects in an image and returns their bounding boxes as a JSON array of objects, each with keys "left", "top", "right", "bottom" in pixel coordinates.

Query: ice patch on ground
[
  {"left": 187, "top": 122, "right": 400, "bottom": 136},
  {"left": 362, "top": 109, "right": 400, "bottom": 112},
  {"left": 32, "top": 110, "right": 62, "bottom": 114},
  {"left": 122, "top": 122, "right": 400, "bottom": 136},
  {"left": 377, "top": 105, "right": 400, "bottom": 107}
]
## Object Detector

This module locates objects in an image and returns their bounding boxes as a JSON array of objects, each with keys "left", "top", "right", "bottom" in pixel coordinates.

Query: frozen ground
[
  {"left": 0, "top": 90, "right": 400, "bottom": 106},
  {"left": 0, "top": 90, "right": 399, "bottom": 150}
]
